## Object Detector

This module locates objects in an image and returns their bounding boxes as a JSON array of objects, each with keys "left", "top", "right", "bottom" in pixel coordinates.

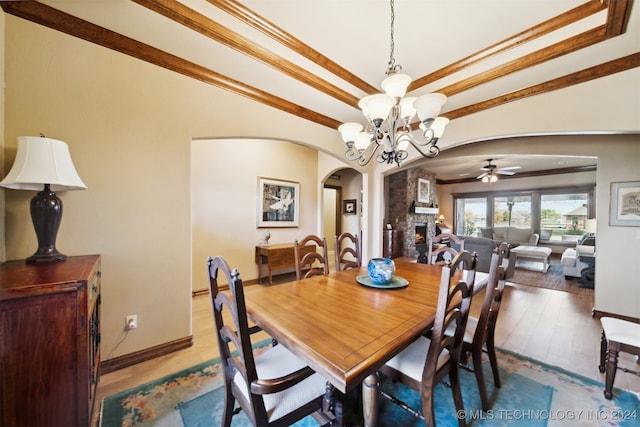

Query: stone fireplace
[{"left": 386, "top": 168, "right": 438, "bottom": 258}]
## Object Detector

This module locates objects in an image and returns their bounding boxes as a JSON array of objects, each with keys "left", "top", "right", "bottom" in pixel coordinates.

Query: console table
[
  {"left": 255, "top": 244, "right": 313, "bottom": 285},
  {"left": 0, "top": 255, "right": 102, "bottom": 426}
]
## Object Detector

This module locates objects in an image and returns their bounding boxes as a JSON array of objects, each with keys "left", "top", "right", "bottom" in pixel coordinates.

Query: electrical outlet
[{"left": 125, "top": 314, "right": 137, "bottom": 330}]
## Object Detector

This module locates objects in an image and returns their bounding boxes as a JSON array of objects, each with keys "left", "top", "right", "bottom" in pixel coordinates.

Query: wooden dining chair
[
  {"left": 455, "top": 242, "right": 513, "bottom": 411},
  {"left": 207, "top": 256, "right": 329, "bottom": 427},
  {"left": 428, "top": 233, "right": 465, "bottom": 266},
  {"left": 294, "top": 235, "right": 330, "bottom": 280},
  {"left": 378, "top": 250, "right": 478, "bottom": 427},
  {"left": 599, "top": 317, "right": 640, "bottom": 399},
  {"left": 334, "top": 232, "right": 361, "bottom": 271}
]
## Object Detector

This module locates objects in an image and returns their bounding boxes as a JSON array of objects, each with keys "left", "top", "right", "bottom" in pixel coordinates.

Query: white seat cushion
[
  {"left": 561, "top": 248, "right": 577, "bottom": 266},
  {"left": 234, "top": 343, "right": 326, "bottom": 422},
  {"left": 444, "top": 316, "right": 476, "bottom": 345},
  {"left": 601, "top": 317, "right": 640, "bottom": 348},
  {"left": 385, "top": 336, "right": 450, "bottom": 382}
]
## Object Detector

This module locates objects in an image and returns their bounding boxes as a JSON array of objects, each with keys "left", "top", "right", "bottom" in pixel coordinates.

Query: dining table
[{"left": 243, "top": 259, "right": 488, "bottom": 427}]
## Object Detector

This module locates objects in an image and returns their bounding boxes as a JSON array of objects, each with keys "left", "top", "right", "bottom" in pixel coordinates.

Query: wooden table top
[{"left": 244, "top": 260, "right": 487, "bottom": 393}]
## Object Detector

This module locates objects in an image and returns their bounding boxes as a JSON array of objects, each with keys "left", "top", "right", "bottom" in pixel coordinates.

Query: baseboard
[
  {"left": 592, "top": 309, "right": 640, "bottom": 324},
  {"left": 100, "top": 335, "right": 193, "bottom": 374},
  {"left": 191, "top": 277, "right": 263, "bottom": 297}
]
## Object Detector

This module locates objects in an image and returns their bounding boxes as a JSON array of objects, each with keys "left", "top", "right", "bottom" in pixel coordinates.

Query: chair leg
[
  {"left": 448, "top": 364, "right": 467, "bottom": 427},
  {"left": 604, "top": 341, "right": 620, "bottom": 400},
  {"left": 472, "top": 346, "right": 490, "bottom": 411},
  {"left": 599, "top": 329, "right": 607, "bottom": 373},
  {"left": 486, "top": 335, "right": 501, "bottom": 388},
  {"left": 222, "top": 389, "right": 236, "bottom": 427}
]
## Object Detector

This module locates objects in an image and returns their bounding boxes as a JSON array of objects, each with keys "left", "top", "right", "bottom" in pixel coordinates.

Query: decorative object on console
[
  {"left": 0, "top": 136, "right": 87, "bottom": 263},
  {"left": 609, "top": 181, "right": 640, "bottom": 226},
  {"left": 337, "top": 0, "right": 448, "bottom": 167},
  {"left": 261, "top": 230, "right": 271, "bottom": 246}
]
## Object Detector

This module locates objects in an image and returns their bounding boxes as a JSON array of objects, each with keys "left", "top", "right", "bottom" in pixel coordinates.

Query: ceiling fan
[{"left": 477, "top": 159, "right": 521, "bottom": 182}]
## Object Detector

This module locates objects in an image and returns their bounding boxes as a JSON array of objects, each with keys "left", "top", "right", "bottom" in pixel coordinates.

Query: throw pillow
[
  {"left": 540, "top": 229, "right": 552, "bottom": 240},
  {"left": 479, "top": 227, "right": 493, "bottom": 239}
]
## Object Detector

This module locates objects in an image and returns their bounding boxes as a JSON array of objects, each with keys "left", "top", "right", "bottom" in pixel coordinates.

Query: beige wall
[
  {"left": 191, "top": 138, "right": 320, "bottom": 291},
  {"left": 2, "top": 13, "right": 638, "bottom": 364},
  {"left": 2, "top": 16, "right": 342, "bottom": 358}
]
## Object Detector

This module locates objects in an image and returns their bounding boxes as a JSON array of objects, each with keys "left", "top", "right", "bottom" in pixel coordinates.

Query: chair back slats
[
  {"left": 421, "top": 250, "right": 477, "bottom": 426},
  {"left": 334, "top": 232, "right": 361, "bottom": 271},
  {"left": 207, "top": 256, "right": 267, "bottom": 423},
  {"left": 294, "top": 235, "right": 329, "bottom": 280},
  {"left": 428, "top": 233, "right": 465, "bottom": 266}
]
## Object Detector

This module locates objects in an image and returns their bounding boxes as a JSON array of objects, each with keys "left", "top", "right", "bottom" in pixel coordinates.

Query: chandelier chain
[{"left": 387, "top": 0, "right": 400, "bottom": 75}]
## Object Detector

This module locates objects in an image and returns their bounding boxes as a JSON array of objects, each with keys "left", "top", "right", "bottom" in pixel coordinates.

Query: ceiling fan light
[
  {"left": 490, "top": 174, "right": 498, "bottom": 183},
  {"left": 399, "top": 97, "right": 417, "bottom": 122},
  {"left": 482, "top": 175, "right": 489, "bottom": 183},
  {"left": 381, "top": 73, "right": 411, "bottom": 98},
  {"left": 338, "top": 122, "right": 363, "bottom": 143},
  {"left": 360, "top": 93, "right": 395, "bottom": 122},
  {"left": 414, "top": 93, "right": 447, "bottom": 122}
]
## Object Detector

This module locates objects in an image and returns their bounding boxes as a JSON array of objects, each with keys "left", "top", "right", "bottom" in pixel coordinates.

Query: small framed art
[
  {"left": 343, "top": 199, "right": 357, "bottom": 215},
  {"left": 609, "top": 181, "right": 640, "bottom": 226}
]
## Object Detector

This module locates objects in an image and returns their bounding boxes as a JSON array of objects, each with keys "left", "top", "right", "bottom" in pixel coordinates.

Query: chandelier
[{"left": 338, "top": 0, "right": 448, "bottom": 167}]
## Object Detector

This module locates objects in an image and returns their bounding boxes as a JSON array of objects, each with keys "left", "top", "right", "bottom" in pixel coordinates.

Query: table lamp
[{"left": 0, "top": 136, "right": 87, "bottom": 263}]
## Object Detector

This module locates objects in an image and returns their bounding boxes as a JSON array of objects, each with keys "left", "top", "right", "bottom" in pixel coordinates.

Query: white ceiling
[{"left": 5, "top": 0, "right": 637, "bottom": 177}]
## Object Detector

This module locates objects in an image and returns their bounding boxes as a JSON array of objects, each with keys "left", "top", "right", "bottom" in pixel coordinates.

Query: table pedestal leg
[
  {"left": 362, "top": 373, "right": 379, "bottom": 427},
  {"left": 323, "top": 382, "right": 345, "bottom": 427}
]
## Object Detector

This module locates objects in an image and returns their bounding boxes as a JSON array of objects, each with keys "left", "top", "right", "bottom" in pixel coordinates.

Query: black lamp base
[{"left": 27, "top": 184, "right": 67, "bottom": 264}]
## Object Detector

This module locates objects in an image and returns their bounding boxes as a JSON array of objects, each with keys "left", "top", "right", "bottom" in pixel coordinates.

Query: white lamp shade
[
  {"left": 431, "top": 117, "right": 449, "bottom": 138},
  {"left": 585, "top": 218, "right": 597, "bottom": 233},
  {"left": 0, "top": 136, "right": 87, "bottom": 191},
  {"left": 338, "top": 122, "right": 363, "bottom": 142},
  {"left": 414, "top": 93, "right": 447, "bottom": 122},
  {"left": 354, "top": 132, "right": 372, "bottom": 151},
  {"left": 399, "top": 97, "right": 417, "bottom": 121},
  {"left": 360, "top": 94, "right": 395, "bottom": 122},
  {"left": 381, "top": 73, "right": 411, "bottom": 98}
]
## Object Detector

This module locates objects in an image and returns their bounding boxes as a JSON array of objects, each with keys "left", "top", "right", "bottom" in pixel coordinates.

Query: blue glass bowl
[{"left": 367, "top": 258, "right": 396, "bottom": 285}]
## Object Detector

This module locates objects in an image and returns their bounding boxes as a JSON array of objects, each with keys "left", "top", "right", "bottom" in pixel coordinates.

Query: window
[
  {"left": 540, "top": 193, "right": 589, "bottom": 242},
  {"left": 453, "top": 186, "right": 594, "bottom": 240},
  {"left": 494, "top": 195, "right": 531, "bottom": 228},
  {"left": 455, "top": 197, "right": 487, "bottom": 236}
]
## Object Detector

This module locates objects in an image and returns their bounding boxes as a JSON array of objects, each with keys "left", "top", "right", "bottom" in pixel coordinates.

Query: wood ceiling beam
[
  {"left": 132, "top": 0, "right": 360, "bottom": 108},
  {"left": 444, "top": 53, "right": 640, "bottom": 120},
  {"left": 0, "top": 1, "right": 342, "bottom": 129},
  {"left": 206, "top": 0, "right": 378, "bottom": 95},
  {"left": 410, "top": 0, "right": 607, "bottom": 90}
]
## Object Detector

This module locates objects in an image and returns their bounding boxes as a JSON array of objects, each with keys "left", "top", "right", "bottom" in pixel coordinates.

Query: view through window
[{"left": 454, "top": 187, "right": 592, "bottom": 240}]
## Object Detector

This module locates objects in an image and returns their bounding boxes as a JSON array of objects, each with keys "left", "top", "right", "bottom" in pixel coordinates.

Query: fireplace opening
[{"left": 415, "top": 223, "right": 427, "bottom": 245}]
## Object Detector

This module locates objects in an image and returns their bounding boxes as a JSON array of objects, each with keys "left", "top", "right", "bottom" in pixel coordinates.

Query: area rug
[
  {"left": 510, "top": 254, "right": 593, "bottom": 295},
  {"left": 101, "top": 342, "right": 639, "bottom": 427}
]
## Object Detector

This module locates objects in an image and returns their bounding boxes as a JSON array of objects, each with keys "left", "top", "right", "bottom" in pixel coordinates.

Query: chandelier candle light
[
  {"left": 338, "top": 0, "right": 448, "bottom": 167},
  {"left": 0, "top": 136, "right": 87, "bottom": 263}
]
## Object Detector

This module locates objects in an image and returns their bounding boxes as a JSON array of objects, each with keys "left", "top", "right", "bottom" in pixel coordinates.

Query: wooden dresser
[{"left": 0, "top": 255, "right": 101, "bottom": 426}]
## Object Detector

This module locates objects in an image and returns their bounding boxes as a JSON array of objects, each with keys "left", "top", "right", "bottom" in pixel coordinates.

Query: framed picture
[
  {"left": 610, "top": 181, "right": 640, "bottom": 226},
  {"left": 417, "top": 178, "right": 430, "bottom": 203},
  {"left": 343, "top": 199, "right": 357, "bottom": 215},
  {"left": 257, "top": 177, "right": 300, "bottom": 228}
]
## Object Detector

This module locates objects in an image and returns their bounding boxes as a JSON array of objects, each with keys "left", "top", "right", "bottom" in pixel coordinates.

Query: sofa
[
  {"left": 561, "top": 235, "right": 596, "bottom": 279},
  {"left": 478, "top": 226, "right": 539, "bottom": 246}
]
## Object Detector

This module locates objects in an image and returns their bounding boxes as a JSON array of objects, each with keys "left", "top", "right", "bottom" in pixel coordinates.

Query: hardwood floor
[{"left": 92, "top": 274, "right": 639, "bottom": 425}]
